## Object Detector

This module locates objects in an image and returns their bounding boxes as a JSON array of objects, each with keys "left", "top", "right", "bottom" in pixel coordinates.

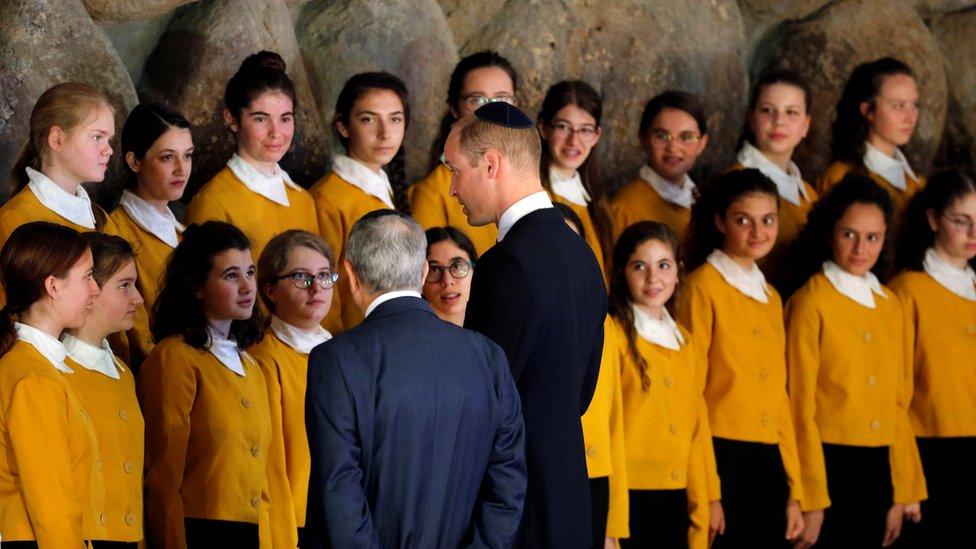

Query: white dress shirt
[
  {"left": 332, "top": 154, "right": 395, "bottom": 209},
  {"left": 118, "top": 190, "right": 184, "bottom": 248},
  {"left": 363, "top": 291, "right": 423, "bottom": 319},
  {"left": 639, "top": 164, "right": 696, "bottom": 209},
  {"left": 633, "top": 305, "right": 685, "bottom": 350},
  {"left": 25, "top": 167, "right": 96, "bottom": 229},
  {"left": 863, "top": 142, "right": 917, "bottom": 192},
  {"left": 497, "top": 191, "right": 554, "bottom": 242},
  {"left": 736, "top": 141, "right": 809, "bottom": 206},
  {"left": 822, "top": 260, "right": 887, "bottom": 309},
  {"left": 549, "top": 168, "right": 590, "bottom": 207},
  {"left": 227, "top": 153, "right": 300, "bottom": 207},
  {"left": 924, "top": 247, "right": 976, "bottom": 301},
  {"left": 62, "top": 333, "right": 122, "bottom": 379},
  {"left": 15, "top": 322, "right": 73, "bottom": 374},
  {"left": 206, "top": 326, "right": 249, "bottom": 377},
  {"left": 707, "top": 249, "right": 771, "bottom": 304},
  {"left": 270, "top": 315, "right": 332, "bottom": 355}
]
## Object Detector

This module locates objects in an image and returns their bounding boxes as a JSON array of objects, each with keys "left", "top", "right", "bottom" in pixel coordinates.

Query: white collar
[
  {"left": 14, "top": 322, "right": 73, "bottom": 374},
  {"left": 62, "top": 333, "right": 122, "bottom": 380},
  {"left": 119, "top": 190, "right": 184, "bottom": 248},
  {"left": 633, "top": 305, "right": 685, "bottom": 350},
  {"left": 822, "top": 260, "right": 887, "bottom": 309},
  {"left": 549, "top": 168, "right": 590, "bottom": 207},
  {"left": 227, "top": 153, "right": 299, "bottom": 207},
  {"left": 25, "top": 167, "right": 96, "bottom": 229},
  {"left": 363, "top": 290, "right": 422, "bottom": 319},
  {"left": 331, "top": 154, "right": 394, "bottom": 209},
  {"left": 270, "top": 315, "right": 331, "bottom": 355},
  {"left": 639, "top": 164, "right": 695, "bottom": 209},
  {"left": 924, "top": 247, "right": 976, "bottom": 301},
  {"left": 206, "top": 325, "right": 250, "bottom": 377},
  {"left": 497, "top": 191, "right": 554, "bottom": 242},
  {"left": 736, "top": 141, "right": 809, "bottom": 206},
  {"left": 863, "top": 142, "right": 917, "bottom": 192},
  {"left": 706, "top": 249, "right": 771, "bottom": 303}
]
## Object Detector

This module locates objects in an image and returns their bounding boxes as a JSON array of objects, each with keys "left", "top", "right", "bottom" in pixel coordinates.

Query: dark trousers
[
  {"left": 619, "top": 489, "right": 689, "bottom": 549},
  {"left": 817, "top": 443, "right": 892, "bottom": 548},
  {"left": 184, "top": 518, "right": 259, "bottom": 549},
  {"left": 711, "top": 437, "right": 791, "bottom": 549},
  {"left": 589, "top": 476, "right": 610, "bottom": 548}
]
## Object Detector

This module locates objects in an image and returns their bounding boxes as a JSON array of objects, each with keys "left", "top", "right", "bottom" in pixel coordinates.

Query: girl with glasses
[{"left": 422, "top": 227, "right": 477, "bottom": 326}]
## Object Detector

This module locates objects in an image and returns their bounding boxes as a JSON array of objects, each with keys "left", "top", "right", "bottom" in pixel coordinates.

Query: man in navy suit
[
  {"left": 445, "top": 103, "right": 608, "bottom": 548},
  {"left": 304, "top": 210, "right": 526, "bottom": 548}
]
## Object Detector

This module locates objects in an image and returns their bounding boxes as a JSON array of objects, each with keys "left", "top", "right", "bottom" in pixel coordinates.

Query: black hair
[
  {"left": 121, "top": 103, "right": 192, "bottom": 190},
  {"left": 425, "top": 226, "right": 479, "bottom": 263},
  {"left": 224, "top": 51, "right": 296, "bottom": 121},
  {"left": 738, "top": 68, "right": 812, "bottom": 149},
  {"left": 638, "top": 90, "right": 708, "bottom": 137},
  {"left": 896, "top": 168, "right": 976, "bottom": 271}
]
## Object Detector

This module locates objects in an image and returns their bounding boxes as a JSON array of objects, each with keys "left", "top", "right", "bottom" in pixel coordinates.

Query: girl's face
[
  {"left": 748, "top": 83, "right": 810, "bottom": 159},
  {"left": 129, "top": 127, "right": 193, "bottom": 203},
  {"left": 89, "top": 260, "right": 143, "bottom": 335},
  {"left": 930, "top": 192, "right": 976, "bottom": 262},
  {"left": 453, "top": 66, "right": 516, "bottom": 119},
  {"left": 864, "top": 73, "right": 919, "bottom": 150},
  {"left": 231, "top": 90, "right": 294, "bottom": 166},
  {"left": 52, "top": 250, "right": 100, "bottom": 330},
  {"left": 264, "top": 246, "right": 334, "bottom": 329},
  {"left": 540, "top": 104, "right": 601, "bottom": 173},
  {"left": 716, "top": 192, "right": 779, "bottom": 263},
  {"left": 625, "top": 238, "right": 678, "bottom": 317},
  {"left": 832, "top": 202, "right": 886, "bottom": 276},
  {"left": 641, "top": 108, "right": 708, "bottom": 184},
  {"left": 50, "top": 103, "right": 115, "bottom": 186},
  {"left": 422, "top": 240, "right": 474, "bottom": 321},
  {"left": 200, "top": 248, "right": 257, "bottom": 323},
  {"left": 337, "top": 88, "right": 406, "bottom": 172}
]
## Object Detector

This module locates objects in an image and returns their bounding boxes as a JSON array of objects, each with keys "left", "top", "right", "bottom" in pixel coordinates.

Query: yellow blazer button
[
  {"left": 870, "top": 419, "right": 881, "bottom": 431},
  {"left": 669, "top": 424, "right": 679, "bottom": 435},
  {"left": 863, "top": 332, "right": 873, "bottom": 343},
  {"left": 125, "top": 512, "right": 136, "bottom": 526},
  {"left": 123, "top": 461, "right": 135, "bottom": 474},
  {"left": 752, "top": 327, "right": 762, "bottom": 337},
  {"left": 251, "top": 444, "right": 261, "bottom": 457},
  {"left": 761, "top": 416, "right": 771, "bottom": 427},
  {"left": 118, "top": 408, "right": 129, "bottom": 421},
  {"left": 96, "top": 459, "right": 103, "bottom": 472},
  {"left": 99, "top": 513, "right": 106, "bottom": 525},
  {"left": 241, "top": 398, "right": 251, "bottom": 409},
  {"left": 671, "top": 471, "right": 682, "bottom": 481},
  {"left": 966, "top": 323, "right": 976, "bottom": 335},
  {"left": 663, "top": 377, "right": 673, "bottom": 388},
  {"left": 759, "top": 371, "right": 769, "bottom": 381},
  {"left": 250, "top": 496, "right": 260, "bottom": 508},
  {"left": 586, "top": 447, "right": 597, "bottom": 457},
  {"left": 867, "top": 375, "right": 878, "bottom": 387}
]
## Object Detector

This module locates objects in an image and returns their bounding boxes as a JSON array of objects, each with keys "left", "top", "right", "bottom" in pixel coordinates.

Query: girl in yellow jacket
[
  {"left": 410, "top": 51, "right": 518, "bottom": 255},
  {"left": 783, "top": 173, "right": 926, "bottom": 548},
  {"left": 819, "top": 58, "right": 924, "bottom": 217},
  {"left": 0, "top": 221, "right": 104, "bottom": 547},
  {"left": 251, "top": 229, "right": 336, "bottom": 546},
  {"left": 62, "top": 233, "right": 146, "bottom": 548},
  {"left": 611, "top": 221, "right": 724, "bottom": 549},
  {"left": 537, "top": 80, "right": 612, "bottom": 279},
  {"left": 310, "top": 72, "right": 410, "bottom": 330},
  {"left": 677, "top": 169, "right": 805, "bottom": 548},
  {"left": 139, "top": 221, "right": 295, "bottom": 549},
  {"left": 890, "top": 169, "right": 976, "bottom": 548}
]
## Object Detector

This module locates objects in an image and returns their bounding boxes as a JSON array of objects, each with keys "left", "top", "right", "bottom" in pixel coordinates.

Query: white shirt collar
[
  {"left": 863, "top": 142, "right": 917, "bottom": 192},
  {"left": 206, "top": 325, "right": 250, "bottom": 377},
  {"left": 25, "top": 167, "right": 96, "bottom": 229},
  {"left": 227, "top": 153, "right": 300, "bottom": 207},
  {"left": 363, "top": 290, "right": 422, "bottom": 319},
  {"left": 633, "top": 305, "right": 685, "bottom": 350},
  {"left": 331, "top": 154, "right": 394, "bottom": 209},
  {"left": 706, "top": 249, "right": 771, "bottom": 303},
  {"left": 736, "top": 141, "right": 809, "bottom": 206},
  {"left": 822, "top": 260, "right": 887, "bottom": 309},
  {"left": 549, "top": 168, "right": 590, "bottom": 207},
  {"left": 62, "top": 333, "right": 122, "bottom": 379},
  {"left": 119, "top": 190, "right": 184, "bottom": 248},
  {"left": 15, "top": 322, "right": 73, "bottom": 374},
  {"left": 497, "top": 191, "right": 554, "bottom": 242},
  {"left": 270, "top": 315, "right": 332, "bottom": 355},
  {"left": 639, "top": 164, "right": 696, "bottom": 209},
  {"left": 924, "top": 247, "right": 976, "bottom": 301}
]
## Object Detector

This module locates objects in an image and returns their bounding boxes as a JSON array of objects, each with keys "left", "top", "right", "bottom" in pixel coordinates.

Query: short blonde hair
[{"left": 454, "top": 115, "right": 541, "bottom": 174}]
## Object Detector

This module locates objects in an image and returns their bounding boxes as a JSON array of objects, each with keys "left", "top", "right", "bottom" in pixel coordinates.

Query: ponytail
[{"left": 0, "top": 306, "right": 20, "bottom": 357}]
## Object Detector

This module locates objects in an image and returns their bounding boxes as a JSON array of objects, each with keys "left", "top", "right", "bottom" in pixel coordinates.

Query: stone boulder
[
  {"left": 759, "top": 0, "right": 947, "bottom": 178},
  {"left": 931, "top": 9, "right": 976, "bottom": 166},
  {"left": 461, "top": 0, "right": 748, "bottom": 189},
  {"left": 437, "top": 0, "right": 507, "bottom": 48},
  {"left": 910, "top": 0, "right": 976, "bottom": 16},
  {"left": 296, "top": 0, "right": 458, "bottom": 182},
  {"left": 736, "top": 0, "right": 830, "bottom": 24},
  {"left": 0, "top": 0, "right": 138, "bottom": 205},
  {"left": 139, "top": 0, "right": 330, "bottom": 197},
  {"left": 83, "top": 0, "right": 197, "bottom": 22}
]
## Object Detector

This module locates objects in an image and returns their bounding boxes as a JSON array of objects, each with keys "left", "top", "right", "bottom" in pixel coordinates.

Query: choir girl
[
  {"left": 890, "top": 169, "right": 976, "bottom": 548},
  {"left": 677, "top": 169, "right": 804, "bottom": 548},
  {"left": 410, "top": 51, "right": 518, "bottom": 255},
  {"left": 310, "top": 71, "right": 410, "bottom": 330},
  {"left": 251, "top": 229, "right": 336, "bottom": 545},
  {"left": 139, "top": 221, "right": 295, "bottom": 548},
  {"left": 819, "top": 57, "right": 924, "bottom": 216},
  {"left": 609, "top": 91, "right": 709, "bottom": 241},
  {"left": 0, "top": 222, "right": 104, "bottom": 546},
  {"left": 422, "top": 226, "right": 477, "bottom": 326},
  {"left": 63, "top": 233, "right": 146, "bottom": 548}
]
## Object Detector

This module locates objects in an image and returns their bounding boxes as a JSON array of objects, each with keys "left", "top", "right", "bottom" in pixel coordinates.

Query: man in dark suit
[
  {"left": 445, "top": 103, "right": 608, "bottom": 548},
  {"left": 304, "top": 210, "right": 526, "bottom": 548}
]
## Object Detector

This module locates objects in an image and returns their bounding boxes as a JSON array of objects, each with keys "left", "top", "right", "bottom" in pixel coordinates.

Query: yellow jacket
[
  {"left": 817, "top": 161, "right": 924, "bottom": 217},
  {"left": 550, "top": 193, "right": 607, "bottom": 280},
  {"left": 139, "top": 336, "right": 296, "bottom": 549},
  {"left": 891, "top": 270, "right": 976, "bottom": 437},
  {"left": 0, "top": 341, "right": 106, "bottom": 545},
  {"left": 64, "top": 355, "right": 144, "bottom": 542},
  {"left": 581, "top": 317, "right": 629, "bottom": 538},
  {"left": 409, "top": 163, "right": 498, "bottom": 257},
  {"left": 676, "top": 262, "right": 804, "bottom": 503},
  {"left": 608, "top": 178, "right": 691, "bottom": 243},
  {"left": 785, "top": 273, "right": 927, "bottom": 509}
]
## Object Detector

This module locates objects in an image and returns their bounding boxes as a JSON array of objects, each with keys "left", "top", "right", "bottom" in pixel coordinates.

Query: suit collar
[{"left": 364, "top": 295, "right": 433, "bottom": 322}]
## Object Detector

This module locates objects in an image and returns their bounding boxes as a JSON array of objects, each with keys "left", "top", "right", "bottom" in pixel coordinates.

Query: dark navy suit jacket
[{"left": 305, "top": 296, "right": 526, "bottom": 548}]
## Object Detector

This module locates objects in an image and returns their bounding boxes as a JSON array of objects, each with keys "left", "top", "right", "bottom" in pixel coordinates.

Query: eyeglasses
[
  {"left": 274, "top": 271, "right": 339, "bottom": 290},
  {"left": 425, "top": 259, "right": 474, "bottom": 283},
  {"left": 943, "top": 214, "right": 976, "bottom": 234},
  {"left": 548, "top": 122, "right": 599, "bottom": 143},
  {"left": 648, "top": 129, "right": 703, "bottom": 147},
  {"left": 462, "top": 94, "right": 516, "bottom": 110}
]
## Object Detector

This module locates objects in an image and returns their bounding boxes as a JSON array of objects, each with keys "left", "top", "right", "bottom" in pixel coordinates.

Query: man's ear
[
  {"left": 483, "top": 150, "right": 502, "bottom": 181},
  {"left": 343, "top": 258, "right": 359, "bottom": 295}
]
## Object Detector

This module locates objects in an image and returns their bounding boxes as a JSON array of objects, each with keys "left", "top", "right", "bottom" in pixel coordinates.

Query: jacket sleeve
[
  {"left": 260, "top": 360, "right": 298, "bottom": 549},
  {"left": 409, "top": 178, "right": 449, "bottom": 230},
  {"left": 889, "top": 294, "right": 927, "bottom": 504},
  {"left": 605, "top": 331, "right": 630, "bottom": 539}
]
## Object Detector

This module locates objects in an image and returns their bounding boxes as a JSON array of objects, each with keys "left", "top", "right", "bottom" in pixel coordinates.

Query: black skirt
[
  {"left": 711, "top": 437, "right": 791, "bottom": 549},
  {"left": 184, "top": 518, "right": 259, "bottom": 549},
  {"left": 619, "top": 489, "right": 689, "bottom": 549},
  {"left": 817, "top": 443, "right": 892, "bottom": 548},
  {"left": 590, "top": 476, "right": 610, "bottom": 548}
]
